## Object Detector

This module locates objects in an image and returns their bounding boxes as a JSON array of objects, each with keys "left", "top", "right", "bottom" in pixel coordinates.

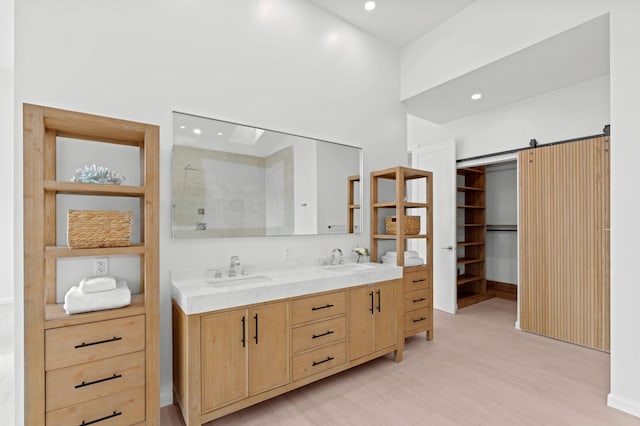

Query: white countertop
[{"left": 171, "top": 262, "right": 403, "bottom": 315}]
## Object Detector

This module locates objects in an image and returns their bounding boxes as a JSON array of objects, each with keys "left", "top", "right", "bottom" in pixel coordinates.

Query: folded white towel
[
  {"left": 384, "top": 250, "right": 419, "bottom": 259},
  {"left": 79, "top": 275, "right": 117, "bottom": 293},
  {"left": 64, "top": 281, "right": 131, "bottom": 315},
  {"left": 382, "top": 257, "right": 425, "bottom": 267}
]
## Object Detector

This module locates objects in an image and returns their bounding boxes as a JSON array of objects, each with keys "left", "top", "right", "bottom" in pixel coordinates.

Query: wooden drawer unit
[
  {"left": 404, "top": 288, "right": 430, "bottom": 312},
  {"left": 45, "top": 385, "right": 145, "bottom": 426},
  {"left": 404, "top": 308, "right": 430, "bottom": 335},
  {"left": 292, "top": 291, "right": 346, "bottom": 325},
  {"left": 292, "top": 316, "right": 346, "bottom": 354},
  {"left": 46, "top": 351, "right": 145, "bottom": 412},
  {"left": 404, "top": 269, "right": 430, "bottom": 292},
  {"left": 45, "top": 315, "right": 145, "bottom": 370},
  {"left": 292, "top": 342, "right": 347, "bottom": 381}
]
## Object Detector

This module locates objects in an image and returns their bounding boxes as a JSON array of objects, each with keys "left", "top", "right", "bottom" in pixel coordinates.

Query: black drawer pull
[
  {"left": 312, "top": 330, "right": 334, "bottom": 339},
  {"left": 369, "top": 291, "right": 374, "bottom": 314},
  {"left": 312, "top": 356, "right": 335, "bottom": 367},
  {"left": 412, "top": 278, "right": 426, "bottom": 283},
  {"left": 412, "top": 297, "right": 426, "bottom": 303},
  {"left": 241, "top": 316, "right": 246, "bottom": 347},
  {"left": 75, "top": 373, "right": 122, "bottom": 389},
  {"left": 254, "top": 314, "right": 259, "bottom": 344},
  {"left": 75, "top": 336, "right": 122, "bottom": 349},
  {"left": 312, "top": 304, "right": 334, "bottom": 311},
  {"left": 412, "top": 317, "right": 427, "bottom": 323},
  {"left": 79, "top": 410, "right": 122, "bottom": 425}
]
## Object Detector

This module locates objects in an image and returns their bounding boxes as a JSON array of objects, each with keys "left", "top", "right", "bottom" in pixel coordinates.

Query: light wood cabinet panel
[
  {"left": 348, "top": 280, "right": 398, "bottom": 360},
  {"left": 291, "top": 291, "right": 346, "bottom": 325},
  {"left": 200, "top": 302, "right": 290, "bottom": 412},
  {"left": 45, "top": 315, "right": 145, "bottom": 370},
  {"left": 201, "top": 310, "right": 248, "bottom": 411},
  {"left": 248, "top": 302, "right": 290, "bottom": 395},
  {"left": 46, "top": 351, "right": 145, "bottom": 412},
  {"left": 292, "top": 342, "right": 347, "bottom": 381},
  {"left": 45, "top": 385, "right": 145, "bottom": 426},
  {"left": 292, "top": 316, "right": 346, "bottom": 354}
]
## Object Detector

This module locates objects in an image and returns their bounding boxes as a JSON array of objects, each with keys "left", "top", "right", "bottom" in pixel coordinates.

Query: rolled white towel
[
  {"left": 64, "top": 281, "right": 131, "bottom": 315},
  {"left": 79, "top": 275, "right": 117, "bottom": 293}
]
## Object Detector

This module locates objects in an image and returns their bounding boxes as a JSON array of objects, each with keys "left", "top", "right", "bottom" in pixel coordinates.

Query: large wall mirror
[{"left": 172, "top": 112, "right": 362, "bottom": 238}]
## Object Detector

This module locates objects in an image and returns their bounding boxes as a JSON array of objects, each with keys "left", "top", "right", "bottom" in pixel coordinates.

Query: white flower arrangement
[
  {"left": 353, "top": 246, "right": 370, "bottom": 263},
  {"left": 71, "top": 164, "right": 125, "bottom": 185}
]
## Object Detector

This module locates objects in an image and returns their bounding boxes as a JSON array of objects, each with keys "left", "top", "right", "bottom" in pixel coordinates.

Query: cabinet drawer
[
  {"left": 292, "top": 316, "right": 346, "bottom": 354},
  {"left": 46, "top": 351, "right": 145, "bottom": 412},
  {"left": 292, "top": 291, "right": 346, "bottom": 325},
  {"left": 45, "top": 385, "right": 145, "bottom": 426},
  {"left": 46, "top": 315, "right": 145, "bottom": 370},
  {"left": 293, "top": 342, "right": 346, "bottom": 381},
  {"left": 404, "top": 269, "right": 430, "bottom": 291},
  {"left": 404, "top": 308, "right": 430, "bottom": 334},
  {"left": 404, "top": 289, "right": 430, "bottom": 312}
]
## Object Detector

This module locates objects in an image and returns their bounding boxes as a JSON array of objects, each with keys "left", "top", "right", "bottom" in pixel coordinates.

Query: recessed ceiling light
[
  {"left": 364, "top": 1, "right": 376, "bottom": 11},
  {"left": 193, "top": 128, "right": 202, "bottom": 135},
  {"left": 471, "top": 93, "right": 482, "bottom": 100},
  {"left": 217, "top": 132, "right": 223, "bottom": 136},
  {"left": 179, "top": 125, "right": 186, "bottom": 129}
]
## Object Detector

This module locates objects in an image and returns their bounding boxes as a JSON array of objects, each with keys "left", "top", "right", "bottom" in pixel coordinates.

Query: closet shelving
[
  {"left": 23, "top": 104, "right": 159, "bottom": 425},
  {"left": 456, "top": 166, "right": 492, "bottom": 309},
  {"left": 370, "top": 166, "right": 433, "bottom": 340}
]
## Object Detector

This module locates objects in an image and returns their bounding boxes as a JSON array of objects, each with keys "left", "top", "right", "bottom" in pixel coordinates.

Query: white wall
[
  {"left": 485, "top": 162, "right": 517, "bottom": 285},
  {"left": 403, "top": 0, "right": 640, "bottom": 417},
  {"left": 13, "top": 0, "right": 406, "bottom": 419},
  {"left": 0, "top": 0, "right": 13, "bottom": 305}
]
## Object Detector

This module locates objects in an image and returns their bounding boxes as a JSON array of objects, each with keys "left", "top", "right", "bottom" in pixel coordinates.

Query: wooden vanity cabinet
[
  {"left": 173, "top": 281, "right": 402, "bottom": 425},
  {"left": 348, "top": 280, "right": 398, "bottom": 361},
  {"left": 201, "top": 302, "right": 289, "bottom": 412}
]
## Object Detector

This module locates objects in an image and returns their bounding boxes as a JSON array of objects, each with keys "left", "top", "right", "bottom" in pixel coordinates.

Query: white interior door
[{"left": 411, "top": 140, "right": 457, "bottom": 314}]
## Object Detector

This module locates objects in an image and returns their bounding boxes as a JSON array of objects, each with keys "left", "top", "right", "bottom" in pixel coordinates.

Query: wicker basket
[
  {"left": 67, "top": 209, "right": 133, "bottom": 249},
  {"left": 385, "top": 215, "right": 420, "bottom": 235}
]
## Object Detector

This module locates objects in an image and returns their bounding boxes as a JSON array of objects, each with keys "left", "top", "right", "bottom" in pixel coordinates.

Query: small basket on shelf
[
  {"left": 385, "top": 215, "right": 420, "bottom": 235},
  {"left": 67, "top": 209, "right": 133, "bottom": 249}
]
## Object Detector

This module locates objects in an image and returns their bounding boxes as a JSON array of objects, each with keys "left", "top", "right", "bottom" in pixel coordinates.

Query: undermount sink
[
  {"left": 207, "top": 274, "right": 273, "bottom": 288},
  {"left": 324, "top": 263, "right": 376, "bottom": 273}
]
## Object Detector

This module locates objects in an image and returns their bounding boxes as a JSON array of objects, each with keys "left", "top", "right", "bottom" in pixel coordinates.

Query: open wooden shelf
[
  {"left": 457, "top": 204, "right": 484, "bottom": 209},
  {"left": 457, "top": 257, "right": 483, "bottom": 265},
  {"left": 457, "top": 167, "right": 485, "bottom": 175},
  {"left": 457, "top": 241, "right": 484, "bottom": 247},
  {"left": 45, "top": 180, "right": 145, "bottom": 197},
  {"left": 44, "top": 244, "right": 145, "bottom": 259},
  {"left": 45, "top": 294, "right": 146, "bottom": 329},
  {"left": 457, "top": 185, "right": 484, "bottom": 192},
  {"left": 373, "top": 234, "right": 429, "bottom": 240},
  {"left": 457, "top": 274, "right": 485, "bottom": 285},
  {"left": 372, "top": 201, "right": 430, "bottom": 209}
]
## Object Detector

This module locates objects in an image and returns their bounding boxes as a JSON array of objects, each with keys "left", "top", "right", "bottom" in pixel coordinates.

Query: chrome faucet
[
  {"left": 229, "top": 256, "right": 241, "bottom": 277},
  {"left": 330, "top": 248, "right": 344, "bottom": 265}
]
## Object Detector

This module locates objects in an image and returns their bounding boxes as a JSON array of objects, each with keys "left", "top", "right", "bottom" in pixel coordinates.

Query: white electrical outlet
[{"left": 94, "top": 257, "right": 109, "bottom": 276}]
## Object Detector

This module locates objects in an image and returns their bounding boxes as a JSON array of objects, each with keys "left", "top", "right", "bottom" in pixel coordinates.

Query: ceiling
[
  {"left": 304, "top": 1, "right": 610, "bottom": 124},
  {"left": 306, "top": 0, "right": 476, "bottom": 47}
]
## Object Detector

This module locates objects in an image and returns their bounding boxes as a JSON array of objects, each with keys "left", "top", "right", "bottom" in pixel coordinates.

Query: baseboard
[
  {"left": 161, "top": 386, "right": 174, "bottom": 408},
  {"left": 487, "top": 280, "right": 517, "bottom": 300},
  {"left": 0, "top": 297, "right": 13, "bottom": 305},
  {"left": 608, "top": 393, "right": 640, "bottom": 418}
]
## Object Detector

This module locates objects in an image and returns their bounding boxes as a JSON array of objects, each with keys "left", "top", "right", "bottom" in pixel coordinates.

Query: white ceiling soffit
[
  {"left": 306, "top": 0, "right": 477, "bottom": 47},
  {"left": 403, "top": 14, "right": 610, "bottom": 124}
]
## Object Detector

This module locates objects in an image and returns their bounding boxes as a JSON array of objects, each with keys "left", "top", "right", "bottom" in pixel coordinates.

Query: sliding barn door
[{"left": 519, "top": 136, "right": 609, "bottom": 351}]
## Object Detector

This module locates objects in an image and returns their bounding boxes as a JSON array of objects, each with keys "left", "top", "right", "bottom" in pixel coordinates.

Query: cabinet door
[
  {"left": 249, "top": 301, "right": 290, "bottom": 395},
  {"left": 201, "top": 310, "right": 248, "bottom": 411},
  {"left": 348, "top": 286, "right": 374, "bottom": 360},
  {"left": 374, "top": 280, "right": 397, "bottom": 351}
]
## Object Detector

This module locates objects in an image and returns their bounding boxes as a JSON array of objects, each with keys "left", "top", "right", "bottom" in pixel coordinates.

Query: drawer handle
[
  {"left": 75, "top": 373, "right": 122, "bottom": 389},
  {"left": 312, "top": 330, "right": 334, "bottom": 339},
  {"left": 412, "top": 278, "right": 426, "bottom": 283},
  {"left": 412, "top": 317, "right": 426, "bottom": 323},
  {"left": 75, "top": 336, "right": 122, "bottom": 349},
  {"left": 312, "top": 356, "right": 335, "bottom": 367},
  {"left": 412, "top": 297, "right": 426, "bottom": 303},
  {"left": 79, "top": 410, "right": 122, "bottom": 425},
  {"left": 311, "top": 304, "right": 334, "bottom": 311}
]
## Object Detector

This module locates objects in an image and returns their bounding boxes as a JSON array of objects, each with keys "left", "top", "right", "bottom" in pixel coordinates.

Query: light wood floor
[
  {"left": 0, "top": 303, "right": 14, "bottom": 426},
  {"left": 161, "top": 298, "right": 640, "bottom": 426}
]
